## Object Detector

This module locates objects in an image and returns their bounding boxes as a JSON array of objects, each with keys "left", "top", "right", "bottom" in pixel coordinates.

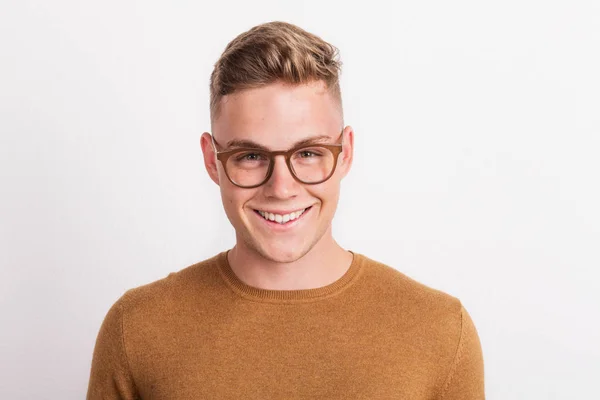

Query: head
[{"left": 200, "top": 22, "right": 354, "bottom": 263}]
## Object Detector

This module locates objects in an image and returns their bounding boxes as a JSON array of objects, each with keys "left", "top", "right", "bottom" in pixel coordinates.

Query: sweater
[{"left": 87, "top": 250, "right": 485, "bottom": 399}]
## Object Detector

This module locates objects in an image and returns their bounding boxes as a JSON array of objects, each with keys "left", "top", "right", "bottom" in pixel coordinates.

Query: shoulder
[
  {"left": 354, "top": 252, "right": 464, "bottom": 333},
  {"left": 356, "top": 252, "right": 461, "bottom": 307},
  {"left": 354, "top": 253, "right": 483, "bottom": 391},
  {"left": 117, "top": 251, "right": 227, "bottom": 319}
]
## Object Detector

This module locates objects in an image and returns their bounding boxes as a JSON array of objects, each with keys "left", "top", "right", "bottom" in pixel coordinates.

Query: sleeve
[
  {"left": 439, "top": 304, "right": 485, "bottom": 400},
  {"left": 87, "top": 295, "right": 139, "bottom": 400}
]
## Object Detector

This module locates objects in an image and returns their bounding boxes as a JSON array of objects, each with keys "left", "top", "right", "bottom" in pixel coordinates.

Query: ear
[
  {"left": 200, "top": 132, "right": 220, "bottom": 186},
  {"left": 338, "top": 125, "right": 354, "bottom": 178}
]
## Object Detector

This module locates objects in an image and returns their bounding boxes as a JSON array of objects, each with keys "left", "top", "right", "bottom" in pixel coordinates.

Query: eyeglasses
[{"left": 211, "top": 132, "right": 344, "bottom": 189}]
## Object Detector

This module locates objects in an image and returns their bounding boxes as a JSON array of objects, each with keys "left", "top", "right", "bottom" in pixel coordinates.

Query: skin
[{"left": 200, "top": 80, "right": 354, "bottom": 290}]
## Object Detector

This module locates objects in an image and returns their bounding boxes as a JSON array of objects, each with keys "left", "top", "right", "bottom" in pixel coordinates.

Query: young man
[{"left": 87, "top": 21, "right": 485, "bottom": 399}]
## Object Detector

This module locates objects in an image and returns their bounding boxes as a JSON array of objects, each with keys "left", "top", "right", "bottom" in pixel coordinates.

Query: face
[{"left": 200, "top": 80, "right": 354, "bottom": 263}]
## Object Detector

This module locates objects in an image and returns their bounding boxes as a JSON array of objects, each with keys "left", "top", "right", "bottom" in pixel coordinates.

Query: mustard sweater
[{"left": 87, "top": 251, "right": 485, "bottom": 399}]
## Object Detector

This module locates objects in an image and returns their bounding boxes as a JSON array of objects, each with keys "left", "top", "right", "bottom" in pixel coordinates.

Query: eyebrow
[{"left": 224, "top": 135, "right": 332, "bottom": 151}]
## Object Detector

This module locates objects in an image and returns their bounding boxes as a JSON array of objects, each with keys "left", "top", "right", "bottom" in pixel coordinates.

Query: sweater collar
[{"left": 215, "top": 250, "right": 364, "bottom": 303}]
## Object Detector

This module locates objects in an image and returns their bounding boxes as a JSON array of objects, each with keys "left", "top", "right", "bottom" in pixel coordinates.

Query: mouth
[{"left": 253, "top": 206, "right": 313, "bottom": 226}]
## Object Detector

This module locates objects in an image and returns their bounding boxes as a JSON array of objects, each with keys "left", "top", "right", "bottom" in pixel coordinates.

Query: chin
[{"left": 251, "top": 240, "right": 310, "bottom": 264}]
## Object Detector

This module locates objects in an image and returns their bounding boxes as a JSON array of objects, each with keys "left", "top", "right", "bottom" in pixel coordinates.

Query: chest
[{"left": 130, "top": 308, "right": 442, "bottom": 399}]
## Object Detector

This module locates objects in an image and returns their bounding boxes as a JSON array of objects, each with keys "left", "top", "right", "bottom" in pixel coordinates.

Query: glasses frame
[{"left": 211, "top": 131, "right": 344, "bottom": 189}]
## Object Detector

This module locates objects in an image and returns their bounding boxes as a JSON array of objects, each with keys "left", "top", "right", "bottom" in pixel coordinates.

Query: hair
[{"left": 209, "top": 21, "right": 343, "bottom": 122}]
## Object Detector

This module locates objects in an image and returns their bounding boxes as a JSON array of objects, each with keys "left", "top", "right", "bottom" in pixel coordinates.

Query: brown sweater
[{"left": 87, "top": 250, "right": 485, "bottom": 399}]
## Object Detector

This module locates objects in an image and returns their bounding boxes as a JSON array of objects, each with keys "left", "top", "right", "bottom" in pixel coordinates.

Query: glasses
[{"left": 211, "top": 132, "right": 344, "bottom": 188}]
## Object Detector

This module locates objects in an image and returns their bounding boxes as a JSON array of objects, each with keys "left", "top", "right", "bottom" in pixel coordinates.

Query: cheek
[
  {"left": 220, "top": 185, "right": 255, "bottom": 215},
  {"left": 310, "top": 180, "right": 341, "bottom": 208}
]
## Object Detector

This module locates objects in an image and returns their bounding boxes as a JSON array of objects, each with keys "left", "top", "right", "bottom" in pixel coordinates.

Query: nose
[{"left": 263, "top": 155, "right": 299, "bottom": 198}]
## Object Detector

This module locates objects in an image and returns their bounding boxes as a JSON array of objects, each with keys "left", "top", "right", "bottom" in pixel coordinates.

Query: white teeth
[{"left": 257, "top": 208, "right": 308, "bottom": 224}]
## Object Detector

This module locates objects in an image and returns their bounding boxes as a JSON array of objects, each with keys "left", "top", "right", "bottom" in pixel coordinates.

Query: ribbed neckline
[{"left": 215, "top": 250, "right": 364, "bottom": 303}]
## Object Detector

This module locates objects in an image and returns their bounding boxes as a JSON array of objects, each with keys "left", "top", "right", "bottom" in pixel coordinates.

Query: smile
[{"left": 254, "top": 206, "right": 312, "bottom": 225}]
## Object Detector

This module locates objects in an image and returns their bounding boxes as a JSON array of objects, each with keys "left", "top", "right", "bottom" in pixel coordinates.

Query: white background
[{"left": 1, "top": 1, "right": 599, "bottom": 398}]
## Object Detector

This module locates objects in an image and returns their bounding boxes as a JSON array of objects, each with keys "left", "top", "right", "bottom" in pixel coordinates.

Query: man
[{"left": 87, "top": 21, "right": 485, "bottom": 399}]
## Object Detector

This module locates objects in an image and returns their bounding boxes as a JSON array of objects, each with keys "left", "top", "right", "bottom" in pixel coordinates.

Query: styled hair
[{"left": 209, "top": 21, "right": 343, "bottom": 122}]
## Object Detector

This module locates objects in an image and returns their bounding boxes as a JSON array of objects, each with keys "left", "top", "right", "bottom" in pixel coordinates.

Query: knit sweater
[{"left": 87, "top": 250, "right": 485, "bottom": 399}]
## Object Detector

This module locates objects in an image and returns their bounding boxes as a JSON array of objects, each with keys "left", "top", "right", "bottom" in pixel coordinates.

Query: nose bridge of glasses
[
  {"left": 258, "top": 153, "right": 297, "bottom": 191},
  {"left": 269, "top": 152, "right": 295, "bottom": 179}
]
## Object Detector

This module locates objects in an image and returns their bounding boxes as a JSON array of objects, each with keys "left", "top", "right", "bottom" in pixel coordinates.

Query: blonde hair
[{"left": 209, "top": 21, "right": 343, "bottom": 122}]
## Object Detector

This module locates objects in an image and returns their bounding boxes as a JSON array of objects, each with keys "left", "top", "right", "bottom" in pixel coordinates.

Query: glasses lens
[
  {"left": 225, "top": 150, "right": 270, "bottom": 187},
  {"left": 290, "top": 146, "right": 335, "bottom": 183}
]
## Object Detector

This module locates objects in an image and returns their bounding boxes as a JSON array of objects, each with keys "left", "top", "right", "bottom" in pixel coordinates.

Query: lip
[
  {"left": 252, "top": 206, "right": 313, "bottom": 230},
  {"left": 253, "top": 207, "right": 310, "bottom": 215}
]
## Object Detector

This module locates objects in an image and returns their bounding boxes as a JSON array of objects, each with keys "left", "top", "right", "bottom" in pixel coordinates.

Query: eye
[
  {"left": 235, "top": 152, "right": 266, "bottom": 162},
  {"left": 297, "top": 149, "right": 323, "bottom": 158}
]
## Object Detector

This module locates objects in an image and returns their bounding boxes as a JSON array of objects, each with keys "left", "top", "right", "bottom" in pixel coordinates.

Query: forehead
[{"left": 213, "top": 81, "right": 342, "bottom": 148}]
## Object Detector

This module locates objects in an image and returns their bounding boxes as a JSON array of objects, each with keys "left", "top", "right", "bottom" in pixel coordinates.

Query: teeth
[{"left": 257, "top": 208, "right": 308, "bottom": 224}]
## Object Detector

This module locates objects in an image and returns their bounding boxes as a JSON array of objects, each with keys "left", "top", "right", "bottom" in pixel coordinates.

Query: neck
[{"left": 227, "top": 227, "right": 353, "bottom": 290}]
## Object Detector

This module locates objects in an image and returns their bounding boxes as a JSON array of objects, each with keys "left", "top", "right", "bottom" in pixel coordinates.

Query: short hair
[{"left": 209, "top": 21, "right": 343, "bottom": 122}]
